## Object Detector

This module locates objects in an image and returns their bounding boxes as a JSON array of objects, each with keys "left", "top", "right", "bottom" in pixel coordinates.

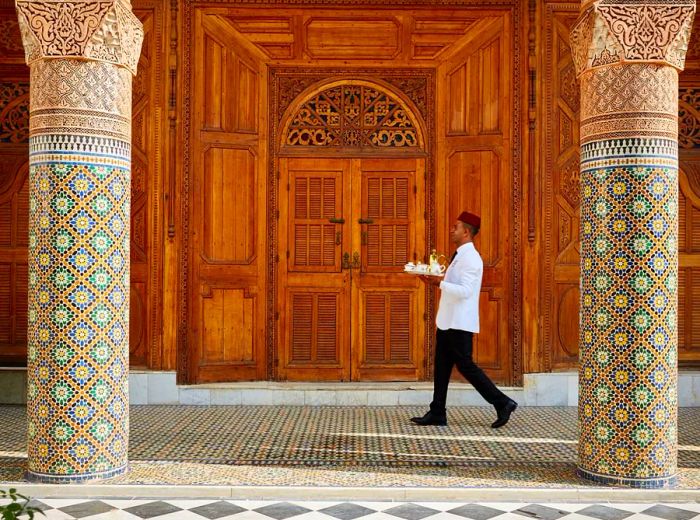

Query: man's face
[{"left": 450, "top": 220, "right": 471, "bottom": 245}]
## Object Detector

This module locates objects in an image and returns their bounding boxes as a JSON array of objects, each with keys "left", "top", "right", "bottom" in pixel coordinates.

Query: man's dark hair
[{"left": 464, "top": 222, "right": 480, "bottom": 237}]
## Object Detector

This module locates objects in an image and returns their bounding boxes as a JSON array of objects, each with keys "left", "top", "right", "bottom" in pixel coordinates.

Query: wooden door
[{"left": 278, "top": 157, "right": 425, "bottom": 381}]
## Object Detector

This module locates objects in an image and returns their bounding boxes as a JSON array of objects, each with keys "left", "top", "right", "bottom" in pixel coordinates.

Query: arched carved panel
[{"left": 282, "top": 82, "right": 424, "bottom": 151}]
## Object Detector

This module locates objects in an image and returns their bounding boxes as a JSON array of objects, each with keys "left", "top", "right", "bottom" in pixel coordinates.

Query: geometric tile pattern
[
  {"left": 4, "top": 405, "right": 700, "bottom": 488},
  {"left": 26, "top": 135, "right": 132, "bottom": 482},
  {"left": 16, "top": 1, "right": 143, "bottom": 482},
  {"left": 0, "top": 498, "right": 698, "bottom": 520},
  {"left": 571, "top": 6, "right": 691, "bottom": 484},
  {"left": 578, "top": 138, "right": 679, "bottom": 487}
]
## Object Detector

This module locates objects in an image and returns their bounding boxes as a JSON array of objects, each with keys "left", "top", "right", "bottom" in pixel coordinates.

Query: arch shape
[{"left": 279, "top": 79, "right": 426, "bottom": 153}]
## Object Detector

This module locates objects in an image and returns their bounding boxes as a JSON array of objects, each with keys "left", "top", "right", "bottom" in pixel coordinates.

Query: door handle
[
  {"left": 342, "top": 252, "right": 361, "bottom": 269},
  {"left": 329, "top": 217, "right": 345, "bottom": 224},
  {"left": 358, "top": 218, "right": 373, "bottom": 224}
]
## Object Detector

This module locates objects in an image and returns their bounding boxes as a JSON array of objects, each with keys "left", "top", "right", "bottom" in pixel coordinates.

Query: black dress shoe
[
  {"left": 410, "top": 411, "right": 447, "bottom": 426},
  {"left": 491, "top": 399, "right": 517, "bottom": 428}
]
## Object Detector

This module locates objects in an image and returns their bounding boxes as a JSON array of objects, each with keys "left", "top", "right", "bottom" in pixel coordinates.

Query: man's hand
[{"left": 417, "top": 274, "right": 441, "bottom": 286}]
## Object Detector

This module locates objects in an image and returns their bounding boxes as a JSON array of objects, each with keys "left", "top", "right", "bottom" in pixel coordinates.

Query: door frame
[{"left": 268, "top": 70, "right": 435, "bottom": 381}]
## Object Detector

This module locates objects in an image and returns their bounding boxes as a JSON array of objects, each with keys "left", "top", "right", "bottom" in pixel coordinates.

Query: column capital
[
  {"left": 15, "top": 0, "right": 143, "bottom": 75},
  {"left": 570, "top": 1, "right": 696, "bottom": 77}
]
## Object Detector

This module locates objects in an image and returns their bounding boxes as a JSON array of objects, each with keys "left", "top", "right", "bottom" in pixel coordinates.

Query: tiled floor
[
  {"left": 1, "top": 405, "right": 700, "bottom": 487},
  {"left": 3, "top": 499, "right": 700, "bottom": 520}
]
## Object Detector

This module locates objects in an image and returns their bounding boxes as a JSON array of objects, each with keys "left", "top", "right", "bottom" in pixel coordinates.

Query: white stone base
[{"left": 2, "top": 369, "right": 700, "bottom": 406}]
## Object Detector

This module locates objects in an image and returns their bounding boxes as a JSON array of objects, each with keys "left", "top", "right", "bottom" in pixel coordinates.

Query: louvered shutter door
[
  {"left": 363, "top": 292, "right": 411, "bottom": 364},
  {"left": 289, "top": 291, "right": 340, "bottom": 364},
  {"left": 364, "top": 175, "right": 410, "bottom": 270},
  {"left": 290, "top": 173, "right": 341, "bottom": 272}
]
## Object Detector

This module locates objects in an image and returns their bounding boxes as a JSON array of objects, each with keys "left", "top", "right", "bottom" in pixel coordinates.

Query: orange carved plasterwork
[
  {"left": 571, "top": 1, "right": 696, "bottom": 76},
  {"left": 15, "top": 0, "right": 143, "bottom": 74}
]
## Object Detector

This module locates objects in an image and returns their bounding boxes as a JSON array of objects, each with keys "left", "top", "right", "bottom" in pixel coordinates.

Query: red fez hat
[{"left": 458, "top": 211, "right": 481, "bottom": 228}]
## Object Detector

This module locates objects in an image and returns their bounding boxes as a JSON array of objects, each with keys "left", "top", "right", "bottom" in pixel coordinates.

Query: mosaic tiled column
[
  {"left": 15, "top": 0, "right": 143, "bottom": 482},
  {"left": 571, "top": 1, "right": 695, "bottom": 487}
]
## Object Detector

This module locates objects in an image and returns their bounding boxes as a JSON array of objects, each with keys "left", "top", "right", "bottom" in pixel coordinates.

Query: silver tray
[{"left": 403, "top": 269, "right": 444, "bottom": 277}]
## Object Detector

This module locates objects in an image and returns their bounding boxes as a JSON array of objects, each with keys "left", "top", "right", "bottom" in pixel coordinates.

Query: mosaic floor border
[{"left": 2, "top": 498, "right": 700, "bottom": 520}]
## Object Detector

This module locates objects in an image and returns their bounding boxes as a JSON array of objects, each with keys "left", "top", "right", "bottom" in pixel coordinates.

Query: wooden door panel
[
  {"left": 279, "top": 158, "right": 351, "bottom": 381},
  {"left": 361, "top": 161, "right": 415, "bottom": 271},
  {"left": 202, "top": 146, "right": 257, "bottom": 264},
  {"left": 201, "top": 285, "right": 255, "bottom": 364},
  {"left": 352, "top": 158, "right": 425, "bottom": 381},
  {"left": 189, "top": 10, "right": 267, "bottom": 382}
]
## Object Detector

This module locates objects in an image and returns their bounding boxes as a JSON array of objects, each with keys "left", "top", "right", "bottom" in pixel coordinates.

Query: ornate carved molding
[
  {"left": 570, "top": 1, "right": 696, "bottom": 76},
  {"left": 15, "top": 0, "right": 144, "bottom": 75},
  {"left": 680, "top": 88, "right": 700, "bottom": 148},
  {"left": 0, "top": 82, "right": 28, "bottom": 143}
]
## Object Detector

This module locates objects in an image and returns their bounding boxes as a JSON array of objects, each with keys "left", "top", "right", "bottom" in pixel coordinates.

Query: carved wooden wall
[
  {"left": 0, "top": 0, "right": 167, "bottom": 369},
  {"left": 181, "top": 2, "right": 522, "bottom": 384}
]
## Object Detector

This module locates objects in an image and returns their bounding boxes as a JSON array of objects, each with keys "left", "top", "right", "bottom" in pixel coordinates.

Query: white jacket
[{"left": 436, "top": 242, "right": 482, "bottom": 333}]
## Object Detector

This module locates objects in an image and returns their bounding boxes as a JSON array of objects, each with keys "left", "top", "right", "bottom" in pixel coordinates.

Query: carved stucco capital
[
  {"left": 15, "top": 0, "right": 143, "bottom": 75},
  {"left": 570, "top": 1, "right": 696, "bottom": 76}
]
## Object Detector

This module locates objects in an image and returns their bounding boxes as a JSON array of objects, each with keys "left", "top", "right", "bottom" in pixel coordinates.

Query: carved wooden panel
[
  {"left": 304, "top": 18, "right": 401, "bottom": 59},
  {"left": 202, "top": 146, "right": 257, "bottom": 264},
  {"left": 0, "top": 166, "right": 28, "bottom": 361},
  {"left": 202, "top": 32, "right": 258, "bottom": 132},
  {"left": 128, "top": 5, "right": 165, "bottom": 369},
  {"left": 542, "top": 3, "right": 581, "bottom": 371},
  {"left": 223, "top": 16, "right": 295, "bottom": 59}
]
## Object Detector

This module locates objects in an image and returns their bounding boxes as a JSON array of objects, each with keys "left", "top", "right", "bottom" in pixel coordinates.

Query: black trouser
[{"left": 429, "top": 328, "right": 509, "bottom": 417}]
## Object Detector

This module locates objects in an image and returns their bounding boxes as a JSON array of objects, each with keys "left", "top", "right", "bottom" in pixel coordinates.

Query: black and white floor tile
[{"left": 4, "top": 499, "right": 700, "bottom": 520}]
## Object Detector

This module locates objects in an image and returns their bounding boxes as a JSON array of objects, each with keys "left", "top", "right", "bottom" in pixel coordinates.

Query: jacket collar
[{"left": 455, "top": 242, "right": 474, "bottom": 256}]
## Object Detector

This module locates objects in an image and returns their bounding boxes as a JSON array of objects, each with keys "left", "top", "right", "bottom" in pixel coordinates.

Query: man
[{"left": 411, "top": 211, "right": 517, "bottom": 428}]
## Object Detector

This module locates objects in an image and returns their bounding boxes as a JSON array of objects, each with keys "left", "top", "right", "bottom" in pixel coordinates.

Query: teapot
[{"left": 429, "top": 249, "right": 446, "bottom": 275}]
